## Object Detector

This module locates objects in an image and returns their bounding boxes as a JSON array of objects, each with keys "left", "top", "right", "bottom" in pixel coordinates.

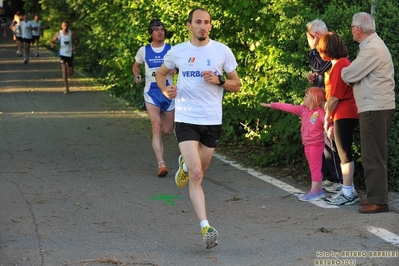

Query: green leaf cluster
[{"left": 31, "top": 0, "right": 399, "bottom": 191}]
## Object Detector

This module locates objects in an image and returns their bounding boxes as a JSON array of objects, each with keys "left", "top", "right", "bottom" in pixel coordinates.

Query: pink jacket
[{"left": 270, "top": 103, "right": 325, "bottom": 146}]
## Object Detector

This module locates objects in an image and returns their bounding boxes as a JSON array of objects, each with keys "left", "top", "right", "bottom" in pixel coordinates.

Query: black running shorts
[
  {"left": 59, "top": 55, "right": 74, "bottom": 67},
  {"left": 174, "top": 122, "right": 222, "bottom": 148}
]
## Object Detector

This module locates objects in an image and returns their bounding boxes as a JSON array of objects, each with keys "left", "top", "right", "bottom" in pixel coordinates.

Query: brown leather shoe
[{"left": 358, "top": 204, "right": 389, "bottom": 213}]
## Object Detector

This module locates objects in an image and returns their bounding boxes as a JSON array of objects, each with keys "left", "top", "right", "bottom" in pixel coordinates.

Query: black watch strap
[{"left": 217, "top": 75, "right": 225, "bottom": 86}]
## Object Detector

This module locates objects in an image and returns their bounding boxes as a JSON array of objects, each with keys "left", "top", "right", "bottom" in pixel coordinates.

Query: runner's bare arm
[
  {"left": 201, "top": 70, "right": 241, "bottom": 92},
  {"left": 50, "top": 32, "right": 60, "bottom": 48},
  {"left": 156, "top": 63, "right": 177, "bottom": 99},
  {"left": 223, "top": 70, "right": 241, "bottom": 92},
  {"left": 72, "top": 31, "right": 79, "bottom": 51},
  {"left": 132, "top": 62, "right": 142, "bottom": 84}
]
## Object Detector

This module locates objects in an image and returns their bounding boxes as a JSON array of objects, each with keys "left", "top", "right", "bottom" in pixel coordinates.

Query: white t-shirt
[
  {"left": 13, "top": 22, "right": 22, "bottom": 37},
  {"left": 31, "top": 20, "right": 41, "bottom": 36},
  {"left": 20, "top": 20, "right": 33, "bottom": 39},
  {"left": 163, "top": 39, "right": 238, "bottom": 125}
]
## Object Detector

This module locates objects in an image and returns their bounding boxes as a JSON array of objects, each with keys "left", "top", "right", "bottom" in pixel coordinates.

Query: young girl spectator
[{"left": 260, "top": 87, "right": 328, "bottom": 201}]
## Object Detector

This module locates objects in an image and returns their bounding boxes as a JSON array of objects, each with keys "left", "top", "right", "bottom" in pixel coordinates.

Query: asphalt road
[{"left": 1, "top": 28, "right": 398, "bottom": 266}]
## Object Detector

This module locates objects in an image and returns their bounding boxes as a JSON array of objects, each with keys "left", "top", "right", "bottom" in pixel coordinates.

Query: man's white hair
[{"left": 306, "top": 19, "right": 328, "bottom": 33}]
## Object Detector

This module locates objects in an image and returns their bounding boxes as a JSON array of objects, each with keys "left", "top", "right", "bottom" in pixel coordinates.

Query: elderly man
[{"left": 341, "top": 12, "right": 395, "bottom": 213}]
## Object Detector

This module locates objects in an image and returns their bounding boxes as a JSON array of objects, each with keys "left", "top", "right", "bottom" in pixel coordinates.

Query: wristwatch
[{"left": 217, "top": 75, "right": 225, "bottom": 86}]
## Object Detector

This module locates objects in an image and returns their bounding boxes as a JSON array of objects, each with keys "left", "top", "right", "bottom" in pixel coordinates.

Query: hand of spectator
[
  {"left": 327, "top": 124, "right": 334, "bottom": 139},
  {"left": 307, "top": 72, "right": 315, "bottom": 83},
  {"left": 306, "top": 32, "right": 319, "bottom": 49}
]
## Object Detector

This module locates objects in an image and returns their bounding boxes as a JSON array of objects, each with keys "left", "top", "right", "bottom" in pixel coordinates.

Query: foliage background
[{"left": 18, "top": 0, "right": 399, "bottom": 191}]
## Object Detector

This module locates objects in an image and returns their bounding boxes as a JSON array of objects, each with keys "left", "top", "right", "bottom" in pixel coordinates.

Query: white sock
[
  {"left": 182, "top": 162, "right": 188, "bottom": 172},
  {"left": 342, "top": 185, "right": 352, "bottom": 197},
  {"left": 351, "top": 184, "right": 356, "bottom": 192},
  {"left": 200, "top": 220, "right": 209, "bottom": 229}
]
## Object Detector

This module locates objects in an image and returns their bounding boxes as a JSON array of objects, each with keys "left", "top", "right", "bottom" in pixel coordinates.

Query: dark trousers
[
  {"left": 322, "top": 134, "right": 342, "bottom": 183},
  {"left": 359, "top": 109, "right": 395, "bottom": 204}
]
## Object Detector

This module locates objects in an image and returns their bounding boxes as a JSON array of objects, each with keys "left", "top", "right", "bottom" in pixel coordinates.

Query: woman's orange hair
[
  {"left": 305, "top": 87, "right": 326, "bottom": 109},
  {"left": 318, "top": 32, "right": 348, "bottom": 60}
]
